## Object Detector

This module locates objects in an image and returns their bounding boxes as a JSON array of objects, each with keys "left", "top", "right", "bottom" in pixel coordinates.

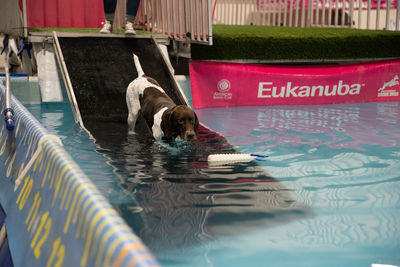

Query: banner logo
[
  {"left": 214, "top": 79, "right": 232, "bottom": 100},
  {"left": 378, "top": 75, "right": 399, "bottom": 97},
  {"left": 217, "top": 79, "right": 231, "bottom": 92},
  {"left": 258, "top": 80, "right": 362, "bottom": 98}
]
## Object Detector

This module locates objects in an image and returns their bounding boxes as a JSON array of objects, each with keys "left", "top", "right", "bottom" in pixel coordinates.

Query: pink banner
[
  {"left": 190, "top": 59, "right": 400, "bottom": 109},
  {"left": 20, "top": 0, "right": 105, "bottom": 28}
]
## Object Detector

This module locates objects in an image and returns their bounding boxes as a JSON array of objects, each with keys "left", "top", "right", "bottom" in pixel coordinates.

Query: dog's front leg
[{"left": 126, "top": 86, "right": 140, "bottom": 134}]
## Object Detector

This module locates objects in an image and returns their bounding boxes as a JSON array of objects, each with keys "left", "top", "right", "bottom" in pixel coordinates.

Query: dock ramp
[{"left": 55, "top": 34, "right": 188, "bottom": 136}]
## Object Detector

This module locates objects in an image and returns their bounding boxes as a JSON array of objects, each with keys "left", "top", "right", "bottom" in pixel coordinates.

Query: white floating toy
[{"left": 208, "top": 153, "right": 268, "bottom": 166}]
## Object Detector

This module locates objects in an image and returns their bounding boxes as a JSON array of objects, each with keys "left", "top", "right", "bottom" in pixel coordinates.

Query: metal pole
[
  {"left": 23, "top": 0, "right": 28, "bottom": 38},
  {"left": 397, "top": 0, "right": 400, "bottom": 30},
  {"left": 5, "top": 52, "right": 11, "bottom": 111},
  {"left": 202, "top": 0, "right": 207, "bottom": 41},
  {"left": 271, "top": 0, "right": 279, "bottom": 26},
  {"left": 3, "top": 44, "right": 15, "bottom": 131},
  {"left": 208, "top": 0, "right": 213, "bottom": 45},
  {"left": 190, "top": 0, "right": 194, "bottom": 41},
  {"left": 268, "top": 0, "right": 272, "bottom": 25},
  {"left": 358, "top": 0, "right": 362, "bottom": 28},
  {"left": 237, "top": 1, "right": 241, "bottom": 25},
  {"left": 385, "top": 0, "right": 391, "bottom": 29},
  {"left": 349, "top": 0, "right": 354, "bottom": 28},
  {"left": 284, "top": 0, "right": 288, "bottom": 26},
  {"left": 289, "top": 0, "right": 294, "bottom": 26},
  {"left": 367, "top": 0, "right": 371, "bottom": 29},
  {"left": 341, "top": 0, "right": 345, "bottom": 26},
  {"left": 335, "top": 0, "right": 339, "bottom": 26},
  {"left": 196, "top": 0, "right": 201, "bottom": 40},
  {"left": 301, "top": 0, "right": 306, "bottom": 27},
  {"left": 376, "top": 0, "right": 381, "bottom": 29}
]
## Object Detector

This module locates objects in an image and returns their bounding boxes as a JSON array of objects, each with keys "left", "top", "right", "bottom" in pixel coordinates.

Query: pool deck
[{"left": 28, "top": 30, "right": 169, "bottom": 43}]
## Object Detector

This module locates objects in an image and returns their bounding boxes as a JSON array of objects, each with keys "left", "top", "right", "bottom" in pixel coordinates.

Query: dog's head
[{"left": 161, "top": 105, "right": 199, "bottom": 141}]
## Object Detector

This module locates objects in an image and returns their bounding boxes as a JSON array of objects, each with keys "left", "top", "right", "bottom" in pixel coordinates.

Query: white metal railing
[
  {"left": 138, "top": 0, "right": 213, "bottom": 45},
  {"left": 212, "top": 0, "right": 400, "bottom": 30}
]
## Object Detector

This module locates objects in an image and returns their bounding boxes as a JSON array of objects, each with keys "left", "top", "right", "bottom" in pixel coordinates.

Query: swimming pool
[{"left": 25, "top": 101, "right": 400, "bottom": 267}]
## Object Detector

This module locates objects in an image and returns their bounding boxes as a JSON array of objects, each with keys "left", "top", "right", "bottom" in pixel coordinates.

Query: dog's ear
[{"left": 161, "top": 108, "right": 174, "bottom": 140}]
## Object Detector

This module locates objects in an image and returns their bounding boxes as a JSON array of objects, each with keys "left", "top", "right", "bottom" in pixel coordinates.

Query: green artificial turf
[{"left": 191, "top": 25, "right": 400, "bottom": 61}]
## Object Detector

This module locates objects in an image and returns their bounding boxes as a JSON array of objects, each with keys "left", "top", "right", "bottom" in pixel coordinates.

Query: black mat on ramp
[{"left": 58, "top": 37, "right": 186, "bottom": 123}]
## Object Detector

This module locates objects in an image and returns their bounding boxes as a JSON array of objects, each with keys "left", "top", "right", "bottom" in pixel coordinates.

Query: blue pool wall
[{"left": 0, "top": 83, "right": 159, "bottom": 266}]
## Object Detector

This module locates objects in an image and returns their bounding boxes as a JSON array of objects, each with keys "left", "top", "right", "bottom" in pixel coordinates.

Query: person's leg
[
  {"left": 104, "top": 0, "right": 118, "bottom": 22},
  {"left": 126, "top": 0, "right": 140, "bottom": 22},
  {"left": 125, "top": 0, "right": 140, "bottom": 34},
  {"left": 100, "top": 0, "right": 117, "bottom": 33}
]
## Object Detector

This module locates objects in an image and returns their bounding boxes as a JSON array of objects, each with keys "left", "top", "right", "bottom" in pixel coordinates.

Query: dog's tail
[{"left": 133, "top": 53, "right": 145, "bottom": 77}]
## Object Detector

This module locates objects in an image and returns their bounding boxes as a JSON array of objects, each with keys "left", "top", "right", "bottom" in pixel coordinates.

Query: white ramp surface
[{"left": 35, "top": 45, "right": 63, "bottom": 102}]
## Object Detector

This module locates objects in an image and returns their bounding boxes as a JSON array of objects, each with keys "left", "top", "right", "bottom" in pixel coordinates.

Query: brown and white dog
[{"left": 126, "top": 54, "right": 198, "bottom": 141}]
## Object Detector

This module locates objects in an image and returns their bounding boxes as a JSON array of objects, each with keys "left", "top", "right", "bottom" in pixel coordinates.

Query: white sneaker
[
  {"left": 125, "top": 22, "right": 136, "bottom": 35},
  {"left": 100, "top": 21, "right": 112, "bottom": 34}
]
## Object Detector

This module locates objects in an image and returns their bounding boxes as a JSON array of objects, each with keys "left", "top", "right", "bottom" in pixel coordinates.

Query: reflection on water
[
  {"left": 197, "top": 102, "right": 400, "bottom": 151},
  {"left": 84, "top": 120, "right": 312, "bottom": 261},
  {"left": 27, "top": 102, "right": 400, "bottom": 266},
  {"left": 197, "top": 102, "right": 400, "bottom": 266}
]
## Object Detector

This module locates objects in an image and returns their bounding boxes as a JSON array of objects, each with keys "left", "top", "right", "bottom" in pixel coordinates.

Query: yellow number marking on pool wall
[
  {"left": 31, "top": 211, "right": 52, "bottom": 259},
  {"left": 16, "top": 175, "right": 30, "bottom": 204},
  {"left": 47, "top": 237, "right": 65, "bottom": 267},
  {"left": 25, "top": 192, "right": 41, "bottom": 231},
  {"left": 16, "top": 175, "right": 33, "bottom": 210}
]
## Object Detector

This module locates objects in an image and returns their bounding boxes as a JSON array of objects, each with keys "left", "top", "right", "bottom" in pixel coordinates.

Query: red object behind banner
[
  {"left": 190, "top": 60, "right": 400, "bottom": 109},
  {"left": 20, "top": 0, "right": 105, "bottom": 28}
]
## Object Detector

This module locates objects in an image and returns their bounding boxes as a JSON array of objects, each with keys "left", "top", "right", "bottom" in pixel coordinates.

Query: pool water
[{"left": 25, "top": 101, "right": 400, "bottom": 267}]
